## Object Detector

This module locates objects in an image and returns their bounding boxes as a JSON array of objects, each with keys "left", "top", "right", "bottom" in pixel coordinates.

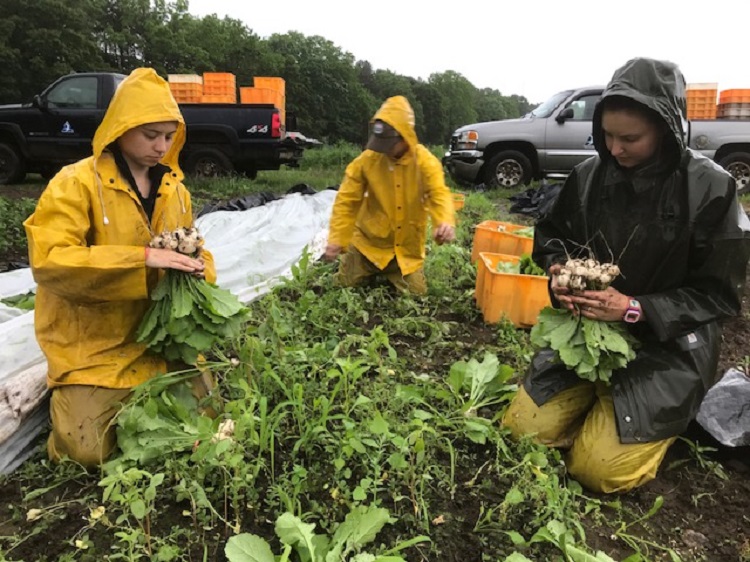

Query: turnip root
[
  {"left": 556, "top": 258, "right": 620, "bottom": 292},
  {"left": 149, "top": 227, "right": 204, "bottom": 256}
]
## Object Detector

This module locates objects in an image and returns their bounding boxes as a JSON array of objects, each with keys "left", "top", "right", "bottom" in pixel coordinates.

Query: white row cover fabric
[{"left": 0, "top": 190, "right": 336, "bottom": 473}]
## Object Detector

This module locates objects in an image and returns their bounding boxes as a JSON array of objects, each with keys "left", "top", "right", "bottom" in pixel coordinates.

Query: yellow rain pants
[
  {"left": 335, "top": 245, "right": 427, "bottom": 295},
  {"left": 48, "top": 369, "right": 216, "bottom": 467},
  {"left": 502, "top": 382, "right": 675, "bottom": 493}
]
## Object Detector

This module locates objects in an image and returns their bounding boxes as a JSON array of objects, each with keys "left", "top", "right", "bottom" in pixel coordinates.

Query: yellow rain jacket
[
  {"left": 24, "top": 67, "right": 216, "bottom": 390},
  {"left": 327, "top": 96, "right": 455, "bottom": 275}
]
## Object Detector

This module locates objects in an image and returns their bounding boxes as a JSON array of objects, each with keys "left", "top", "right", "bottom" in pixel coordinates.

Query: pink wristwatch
[{"left": 623, "top": 299, "right": 641, "bottom": 323}]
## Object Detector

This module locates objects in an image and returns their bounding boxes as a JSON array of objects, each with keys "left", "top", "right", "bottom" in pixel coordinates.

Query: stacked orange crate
[
  {"left": 167, "top": 74, "right": 203, "bottom": 104},
  {"left": 253, "top": 76, "right": 286, "bottom": 125},
  {"left": 717, "top": 89, "right": 750, "bottom": 120},
  {"left": 686, "top": 83, "right": 717, "bottom": 120},
  {"left": 201, "top": 72, "right": 237, "bottom": 103}
]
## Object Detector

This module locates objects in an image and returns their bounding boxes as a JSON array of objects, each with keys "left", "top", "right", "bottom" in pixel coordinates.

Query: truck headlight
[{"left": 455, "top": 130, "right": 479, "bottom": 150}]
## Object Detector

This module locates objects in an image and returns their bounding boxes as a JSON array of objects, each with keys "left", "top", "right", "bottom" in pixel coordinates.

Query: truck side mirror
[
  {"left": 556, "top": 107, "right": 574, "bottom": 123},
  {"left": 32, "top": 94, "right": 45, "bottom": 109}
]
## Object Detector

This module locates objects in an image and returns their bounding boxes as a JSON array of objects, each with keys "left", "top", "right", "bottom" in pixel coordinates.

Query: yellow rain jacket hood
[
  {"left": 24, "top": 67, "right": 215, "bottom": 389},
  {"left": 327, "top": 95, "right": 455, "bottom": 275}
]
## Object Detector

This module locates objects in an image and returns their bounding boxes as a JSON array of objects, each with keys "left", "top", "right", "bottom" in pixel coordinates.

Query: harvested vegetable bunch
[
  {"left": 494, "top": 254, "right": 545, "bottom": 275},
  {"left": 136, "top": 227, "right": 249, "bottom": 365},
  {"left": 529, "top": 257, "right": 638, "bottom": 384},
  {"left": 495, "top": 260, "right": 520, "bottom": 274},
  {"left": 514, "top": 226, "right": 535, "bottom": 238},
  {"left": 519, "top": 253, "right": 545, "bottom": 276}
]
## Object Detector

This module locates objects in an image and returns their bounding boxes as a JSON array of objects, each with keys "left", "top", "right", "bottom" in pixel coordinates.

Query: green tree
[
  {"left": 265, "top": 32, "right": 373, "bottom": 143},
  {"left": 475, "top": 87, "right": 513, "bottom": 123},
  {"left": 412, "top": 80, "right": 448, "bottom": 146},
  {"left": 0, "top": 0, "right": 107, "bottom": 102},
  {"left": 427, "top": 71, "right": 478, "bottom": 143}
]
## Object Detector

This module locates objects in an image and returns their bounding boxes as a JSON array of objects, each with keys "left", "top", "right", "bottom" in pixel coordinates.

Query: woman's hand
[
  {"left": 433, "top": 223, "right": 456, "bottom": 245},
  {"left": 569, "top": 286, "right": 630, "bottom": 322},
  {"left": 323, "top": 244, "right": 343, "bottom": 262},
  {"left": 549, "top": 263, "right": 630, "bottom": 321},
  {"left": 146, "top": 247, "right": 205, "bottom": 275}
]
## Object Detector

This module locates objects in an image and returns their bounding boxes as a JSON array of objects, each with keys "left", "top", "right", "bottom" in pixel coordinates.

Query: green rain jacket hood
[
  {"left": 527, "top": 58, "right": 750, "bottom": 443},
  {"left": 24, "top": 67, "right": 215, "bottom": 390}
]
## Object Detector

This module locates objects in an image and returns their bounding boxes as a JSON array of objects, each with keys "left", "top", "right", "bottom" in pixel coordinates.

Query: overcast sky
[{"left": 186, "top": 0, "right": 746, "bottom": 104}]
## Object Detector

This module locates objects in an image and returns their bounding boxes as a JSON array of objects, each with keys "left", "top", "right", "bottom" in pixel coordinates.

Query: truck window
[
  {"left": 531, "top": 90, "right": 574, "bottom": 118},
  {"left": 47, "top": 76, "right": 98, "bottom": 109},
  {"left": 567, "top": 94, "right": 601, "bottom": 121}
]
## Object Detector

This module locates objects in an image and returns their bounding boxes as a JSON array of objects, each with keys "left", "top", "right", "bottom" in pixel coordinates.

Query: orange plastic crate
[
  {"left": 239, "top": 87, "right": 284, "bottom": 106},
  {"left": 686, "top": 99, "right": 717, "bottom": 111},
  {"left": 471, "top": 220, "right": 534, "bottom": 263},
  {"left": 254, "top": 76, "right": 286, "bottom": 96},
  {"left": 200, "top": 94, "right": 236, "bottom": 104},
  {"left": 719, "top": 89, "right": 750, "bottom": 104},
  {"left": 203, "top": 72, "right": 236, "bottom": 83},
  {"left": 478, "top": 252, "right": 551, "bottom": 327},
  {"left": 687, "top": 108, "right": 717, "bottom": 120},
  {"left": 452, "top": 192, "right": 465, "bottom": 211}
]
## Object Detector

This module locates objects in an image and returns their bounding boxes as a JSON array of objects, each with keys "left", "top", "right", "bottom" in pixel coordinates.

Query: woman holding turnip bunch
[
  {"left": 502, "top": 57, "right": 750, "bottom": 493},
  {"left": 24, "top": 68, "right": 216, "bottom": 467}
]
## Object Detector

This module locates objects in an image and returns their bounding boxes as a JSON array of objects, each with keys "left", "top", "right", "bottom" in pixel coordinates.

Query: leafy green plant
[
  {"left": 530, "top": 307, "right": 639, "bottom": 383},
  {"left": 136, "top": 264, "right": 250, "bottom": 364},
  {"left": 503, "top": 519, "right": 617, "bottom": 561},
  {"left": 0, "top": 291, "right": 35, "bottom": 310},
  {"left": 519, "top": 253, "right": 545, "bottom": 276},
  {"left": 224, "top": 505, "right": 429, "bottom": 562}
]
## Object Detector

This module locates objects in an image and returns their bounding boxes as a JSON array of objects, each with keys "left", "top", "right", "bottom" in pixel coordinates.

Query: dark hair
[{"left": 599, "top": 95, "right": 666, "bottom": 130}]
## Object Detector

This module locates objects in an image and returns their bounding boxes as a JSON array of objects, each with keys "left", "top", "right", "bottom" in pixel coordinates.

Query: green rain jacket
[
  {"left": 327, "top": 96, "right": 455, "bottom": 275},
  {"left": 24, "top": 68, "right": 216, "bottom": 390},
  {"left": 528, "top": 58, "right": 750, "bottom": 443}
]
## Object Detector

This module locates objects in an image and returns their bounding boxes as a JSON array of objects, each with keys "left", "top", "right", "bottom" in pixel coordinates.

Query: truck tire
[
  {"left": 0, "top": 142, "right": 26, "bottom": 185},
  {"left": 718, "top": 152, "right": 750, "bottom": 195},
  {"left": 484, "top": 150, "right": 532, "bottom": 189},
  {"left": 183, "top": 148, "right": 233, "bottom": 178},
  {"left": 39, "top": 164, "right": 61, "bottom": 181}
]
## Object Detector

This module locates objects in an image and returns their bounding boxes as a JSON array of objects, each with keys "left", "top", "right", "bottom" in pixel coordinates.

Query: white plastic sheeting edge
[{"left": 0, "top": 190, "right": 336, "bottom": 474}]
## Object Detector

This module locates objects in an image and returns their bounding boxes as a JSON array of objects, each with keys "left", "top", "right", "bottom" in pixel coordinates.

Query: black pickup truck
[{"left": 0, "top": 72, "right": 305, "bottom": 184}]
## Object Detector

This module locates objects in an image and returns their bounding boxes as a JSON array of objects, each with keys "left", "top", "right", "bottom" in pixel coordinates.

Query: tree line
[{"left": 0, "top": 0, "right": 536, "bottom": 146}]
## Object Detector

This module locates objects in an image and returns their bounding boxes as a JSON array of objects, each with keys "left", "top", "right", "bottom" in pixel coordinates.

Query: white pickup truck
[{"left": 443, "top": 86, "right": 750, "bottom": 194}]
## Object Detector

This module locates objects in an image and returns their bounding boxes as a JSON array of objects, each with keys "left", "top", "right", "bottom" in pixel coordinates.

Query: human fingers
[
  {"left": 147, "top": 248, "right": 204, "bottom": 272},
  {"left": 323, "top": 244, "right": 342, "bottom": 261}
]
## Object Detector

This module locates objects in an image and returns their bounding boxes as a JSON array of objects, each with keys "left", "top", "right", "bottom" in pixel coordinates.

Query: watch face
[{"left": 623, "top": 309, "right": 640, "bottom": 323}]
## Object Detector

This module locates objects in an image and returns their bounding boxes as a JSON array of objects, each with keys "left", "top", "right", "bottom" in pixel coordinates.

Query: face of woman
[
  {"left": 117, "top": 121, "right": 178, "bottom": 172},
  {"left": 601, "top": 109, "right": 662, "bottom": 168}
]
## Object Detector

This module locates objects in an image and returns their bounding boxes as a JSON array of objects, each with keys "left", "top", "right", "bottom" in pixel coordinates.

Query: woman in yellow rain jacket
[
  {"left": 24, "top": 68, "right": 216, "bottom": 467},
  {"left": 323, "top": 95, "right": 455, "bottom": 295}
]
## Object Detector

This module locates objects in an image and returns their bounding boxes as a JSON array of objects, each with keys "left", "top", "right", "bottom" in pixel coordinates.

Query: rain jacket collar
[{"left": 370, "top": 95, "right": 418, "bottom": 159}]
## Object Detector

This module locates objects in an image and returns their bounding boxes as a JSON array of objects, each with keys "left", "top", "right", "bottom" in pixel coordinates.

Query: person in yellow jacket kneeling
[
  {"left": 323, "top": 96, "right": 456, "bottom": 295},
  {"left": 24, "top": 68, "right": 216, "bottom": 467}
]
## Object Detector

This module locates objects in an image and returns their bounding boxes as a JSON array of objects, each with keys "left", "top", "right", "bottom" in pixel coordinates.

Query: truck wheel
[
  {"left": 183, "top": 148, "right": 233, "bottom": 178},
  {"left": 484, "top": 150, "right": 532, "bottom": 189},
  {"left": 39, "top": 164, "right": 61, "bottom": 181},
  {"left": 0, "top": 143, "right": 26, "bottom": 185},
  {"left": 718, "top": 152, "right": 750, "bottom": 195}
]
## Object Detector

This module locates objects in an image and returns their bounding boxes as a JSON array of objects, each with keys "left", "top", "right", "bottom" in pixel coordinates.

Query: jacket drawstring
[{"left": 94, "top": 158, "right": 110, "bottom": 225}]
